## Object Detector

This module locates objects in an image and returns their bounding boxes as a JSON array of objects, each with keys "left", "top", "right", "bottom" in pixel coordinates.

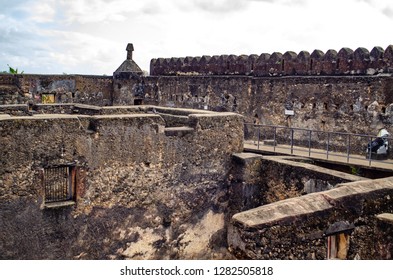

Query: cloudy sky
[{"left": 1, "top": 0, "right": 392, "bottom": 75}]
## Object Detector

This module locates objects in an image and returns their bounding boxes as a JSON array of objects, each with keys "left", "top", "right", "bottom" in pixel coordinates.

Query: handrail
[
  {"left": 246, "top": 123, "right": 391, "bottom": 139},
  {"left": 244, "top": 123, "right": 393, "bottom": 167}
]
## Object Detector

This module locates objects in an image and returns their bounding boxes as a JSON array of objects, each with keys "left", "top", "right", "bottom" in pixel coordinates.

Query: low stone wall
[
  {"left": 227, "top": 153, "right": 366, "bottom": 216},
  {"left": 0, "top": 105, "right": 243, "bottom": 259},
  {"left": 228, "top": 177, "right": 393, "bottom": 260},
  {"left": 0, "top": 74, "right": 113, "bottom": 106}
]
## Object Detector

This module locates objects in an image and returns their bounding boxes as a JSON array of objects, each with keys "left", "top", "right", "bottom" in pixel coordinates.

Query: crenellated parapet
[{"left": 150, "top": 45, "right": 393, "bottom": 76}]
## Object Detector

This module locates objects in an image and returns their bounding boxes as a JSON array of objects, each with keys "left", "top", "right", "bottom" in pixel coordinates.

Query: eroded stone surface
[
  {"left": 229, "top": 177, "right": 393, "bottom": 260},
  {"left": 0, "top": 106, "right": 243, "bottom": 260}
]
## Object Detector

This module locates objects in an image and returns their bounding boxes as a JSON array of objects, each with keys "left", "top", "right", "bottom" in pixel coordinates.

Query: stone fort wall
[
  {"left": 2, "top": 45, "right": 393, "bottom": 139},
  {"left": 119, "top": 45, "right": 393, "bottom": 140},
  {"left": 0, "top": 74, "right": 113, "bottom": 105},
  {"left": 0, "top": 105, "right": 244, "bottom": 259},
  {"left": 229, "top": 177, "right": 393, "bottom": 260},
  {"left": 227, "top": 153, "right": 392, "bottom": 260},
  {"left": 150, "top": 45, "right": 393, "bottom": 76},
  {"left": 3, "top": 104, "right": 390, "bottom": 260},
  {"left": 2, "top": 44, "right": 393, "bottom": 260},
  {"left": 137, "top": 75, "right": 393, "bottom": 135}
]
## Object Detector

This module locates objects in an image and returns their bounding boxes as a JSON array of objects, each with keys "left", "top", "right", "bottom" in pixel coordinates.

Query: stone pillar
[
  {"left": 228, "top": 153, "right": 264, "bottom": 216},
  {"left": 126, "top": 43, "right": 134, "bottom": 60}
]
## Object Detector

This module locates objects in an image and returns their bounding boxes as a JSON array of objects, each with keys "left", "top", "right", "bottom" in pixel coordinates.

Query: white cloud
[
  {"left": 383, "top": 7, "right": 393, "bottom": 17},
  {"left": 356, "top": 0, "right": 393, "bottom": 18},
  {"left": 192, "top": 0, "right": 249, "bottom": 13},
  {"left": 54, "top": 0, "right": 158, "bottom": 24},
  {"left": 1, "top": 0, "right": 392, "bottom": 74},
  {"left": 40, "top": 29, "right": 123, "bottom": 74},
  {"left": 25, "top": 0, "right": 57, "bottom": 23}
]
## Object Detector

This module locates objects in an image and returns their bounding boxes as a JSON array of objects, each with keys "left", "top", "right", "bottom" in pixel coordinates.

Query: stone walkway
[{"left": 244, "top": 140, "right": 393, "bottom": 171}]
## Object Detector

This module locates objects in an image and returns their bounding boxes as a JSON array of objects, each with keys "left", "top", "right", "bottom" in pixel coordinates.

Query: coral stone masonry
[
  {"left": 0, "top": 104, "right": 243, "bottom": 259},
  {"left": 1, "top": 44, "right": 393, "bottom": 260}
]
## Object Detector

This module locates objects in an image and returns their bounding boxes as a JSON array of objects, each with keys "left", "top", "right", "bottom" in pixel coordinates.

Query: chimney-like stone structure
[
  {"left": 113, "top": 43, "right": 144, "bottom": 105},
  {"left": 126, "top": 43, "right": 134, "bottom": 60},
  {"left": 114, "top": 43, "right": 143, "bottom": 76}
]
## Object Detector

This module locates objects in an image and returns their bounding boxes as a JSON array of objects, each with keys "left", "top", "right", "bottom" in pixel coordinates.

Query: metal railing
[{"left": 244, "top": 123, "right": 393, "bottom": 167}]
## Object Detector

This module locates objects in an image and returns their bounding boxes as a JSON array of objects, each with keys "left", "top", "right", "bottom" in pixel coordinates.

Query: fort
[{"left": 1, "top": 44, "right": 393, "bottom": 260}]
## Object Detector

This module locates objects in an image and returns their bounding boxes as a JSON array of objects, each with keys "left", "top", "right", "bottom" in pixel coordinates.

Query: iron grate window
[{"left": 44, "top": 165, "right": 75, "bottom": 203}]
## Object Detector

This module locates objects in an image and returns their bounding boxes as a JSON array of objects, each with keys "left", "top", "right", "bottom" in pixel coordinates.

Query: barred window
[{"left": 43, "top": 165, "right": 76, "bottom": 208}]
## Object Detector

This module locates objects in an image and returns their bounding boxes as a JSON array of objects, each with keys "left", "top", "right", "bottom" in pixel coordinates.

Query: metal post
[
  {"left": 308, "top": 130, "right": 312, "bottom": 157},
  {"left": 290, "top": 128, "right": 294, "bottom": 154},
  {"left": 326, "top": 133, "right": 330, "bottom": 159},
  {"left": 273, "top": 126, "right": 277, "bottom": 152},
  {"left": 368, "top": 136, "right": 372, "bottom": 166},
  {"left": 347, "top": 134, "right": 350, "bottom": 163}
]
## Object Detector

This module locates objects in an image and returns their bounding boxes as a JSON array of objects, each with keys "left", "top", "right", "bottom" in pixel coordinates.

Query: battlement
[{"left": 150, "top": 45, "right": 393, "bottom": 76}]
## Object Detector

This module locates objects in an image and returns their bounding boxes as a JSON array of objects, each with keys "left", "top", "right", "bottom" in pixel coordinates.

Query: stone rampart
[
  {"left": 150, "top": 45, "right": 393, "bottom": 76},
  {"left": 0, "top": 105, "right": 243, "bottom": 259},
  {"left": 2, "top": 44, "right": 393, "bottom": 146},
  {"left": 228, "top": 177, "right": 393, "bottom": 259},
  {"left": 0, "top": 74, "right": 113, "bottom": 106},
  {"left": 139, "top": 75, "right": 393, "bottom": 142}
]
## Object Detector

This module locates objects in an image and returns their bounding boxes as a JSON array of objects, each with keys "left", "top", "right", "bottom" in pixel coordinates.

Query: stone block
[
  {"left": 176, "top": 57, "right": 185, "bottom": 74},
  {"left": 208, "top": 55, "right": 220, "bottom": 75},
  {"left": 253, "top": 53, "right": 270, "bottom": 76},
  {"left": 282, "top": 51, "right": 297, "bottom": 75},
  {"left": 183, "top": 56, "right": 193, "bottom": 74},
  {"left": 384, "top": 45, "right": 393, "bottom": 73},
  {"left": 150, "top": 59, "right": 157, "bottom": 75},
  {"left": 294, "top": 51, "right": 311, "bottom": 75},
  {"left": 376, "top": 213, "right": 393, "bottom": 224},
  {"left": 191, "top": 57, "right": 202, "bottom": 74},
  {"left": 233, "top": 55, "right": 249, "bottom": 75},
  {"left": 227, "top": 55, "right": 238, "bottom": 74},
  {"left": 248, "top": 54, "right": 259, "bottom": 76},
  {"left": 200, "top": 55, "right": 211, "bottom": 75},
  {"left": 321, "top": 49, "right": 338, "bottom": 75},
  {"left": 267, "top": 52, "right": 283, "bottom": 76},
  {"left": 337, "top": 47, "right": 353, "bottom": 75},
  {"left": 168, "top": 57, "right": 179, "bottom": 75},
  {"left": 369, "top": 46, "right": 384, "bottom": 71},
  {"left": 352, "top": 47, "right": 370, "bottom": 75},
  {"left": 310, "top": 49, "right": 324, "bottom": 75},
  {"left": 154, "top": 58, "right": 165, "bottom": 76},
  {"left": 164, "top": 126, "right": 194, "bottom": 137},
  {"left": 218, "top": 55, "right": 229, "bottom": 75}
]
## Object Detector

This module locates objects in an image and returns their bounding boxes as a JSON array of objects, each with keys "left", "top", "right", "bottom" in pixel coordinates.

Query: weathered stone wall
[
  {"left": 3, "top": 61, "right": 385, "bottom": 140},
  {"left": 136, "top": 75, "right": 393, "bottom": 134},
  {"left": 227, "top": 153, "right": 366, "bottom": 217},
  {"left": 228, "top": 177, "right": 393, "bottom": 260},
  {"left": 0, "top": 105, "right": 244, "bottom": 259},
  {"left": 112, "top": 72, "right": 145, "bottom": 106},
  {"left": 110, "top": 72, "right": 393, "bottom": 159},
  {"left": 150, "top": 45, "right": 393, "bottom": 76},
  {"left": 3, "top": 54, "right": 393, "bottom": 142},
  {"left": 0, "top": 74, "right": 113, "bottom": 106},
  {"left": 142, "top": 45, "right": 393, "bottom": 139}
]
